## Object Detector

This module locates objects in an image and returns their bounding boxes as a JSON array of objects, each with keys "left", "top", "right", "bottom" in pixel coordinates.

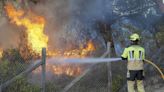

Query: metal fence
[
  {"left": 0, "top": 48, "right": 46, "bottom": 92},
  {"left": 0, "top": 42, "right": 123, "bottom": 92},
  {"left": 60, "top": 42, "right": 112, "bottom": 92},
  {"left": 0, "top": 43, "right": 163, "bottom": 92}
]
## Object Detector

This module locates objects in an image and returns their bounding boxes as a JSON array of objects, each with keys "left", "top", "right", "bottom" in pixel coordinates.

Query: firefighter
[{"left": 121, "top": 33, "right": 145, "bottom": 92}]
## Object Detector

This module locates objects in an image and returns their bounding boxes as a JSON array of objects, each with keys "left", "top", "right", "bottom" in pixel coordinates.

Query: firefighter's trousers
[
  {"left": 127, "top": 70, "right": 145, "bottom": 92},
  {"left": 127, "top": 80, "right": 145, "bottom": 92}
]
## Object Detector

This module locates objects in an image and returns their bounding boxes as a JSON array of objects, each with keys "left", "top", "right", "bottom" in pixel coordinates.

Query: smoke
[
  {"left": 0, "top": 17, "right": 20, "bottom": 49},
  {"left": 32, "top": 0, "right": 114, "bottom": 50},
  {"left": 69, "top": 0, "right": 114, "bottom": 21},
  {"left": 0, "top": 0, "right": 115, "bottom": 51}
]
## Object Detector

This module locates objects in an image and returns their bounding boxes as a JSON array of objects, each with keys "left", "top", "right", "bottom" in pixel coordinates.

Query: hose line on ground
[{"left": 144, "top": 59, "right": 164, "bottom": 80}]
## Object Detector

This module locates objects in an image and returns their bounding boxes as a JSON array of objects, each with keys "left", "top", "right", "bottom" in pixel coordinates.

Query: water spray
[
  {"left": 47, "top": 57, "right": 122, "bottom": 64},
  {"left": 47, "top": 57, "right": 164, "bottom": 80}
]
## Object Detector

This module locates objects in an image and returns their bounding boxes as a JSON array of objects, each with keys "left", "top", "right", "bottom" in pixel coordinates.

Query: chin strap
[{"left": 144, "top": 59, "right": 164, "bottom": 80}]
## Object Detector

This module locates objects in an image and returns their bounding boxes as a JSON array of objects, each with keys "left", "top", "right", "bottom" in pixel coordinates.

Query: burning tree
[
  {"left": 4, "top": 2, "right": 96, "bottom": 76},
  {"left": 5, "top": 2, "right": 48, "bottom": 55},
  {"left": 18, "top": 30, "right": 40, "bottom": 61}
]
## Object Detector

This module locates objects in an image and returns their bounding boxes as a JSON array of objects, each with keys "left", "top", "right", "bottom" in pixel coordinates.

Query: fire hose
[{"left": 144, "top": 59, "right": 164, "bottom": 80}]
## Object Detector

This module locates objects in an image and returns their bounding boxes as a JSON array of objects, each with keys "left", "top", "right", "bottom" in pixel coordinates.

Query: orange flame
[
  {"left": 52, "top": 65, "right": 81, "bottom": 76},
  {"left": 48, "top": 41, "right": 95, "bottom": 76},
  {"left": 47, "top": 40, "right": 95, "bottom": 58},
  {"left": 5, "top": 3, "right": 48, "bottom": 54},
  {"left": 45, "top": 41, "right": 95, "bottom": 76},
  {"left": 0, "top": 48, "right": 3, "bottom": 58},
  {"left": 5, "top": 3, "right": 96, "bottom": 76}
]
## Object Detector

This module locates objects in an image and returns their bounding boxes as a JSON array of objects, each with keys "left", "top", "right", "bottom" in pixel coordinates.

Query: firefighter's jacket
[{"left": 121, "top": 45, "right": 145, "bottom": 70}]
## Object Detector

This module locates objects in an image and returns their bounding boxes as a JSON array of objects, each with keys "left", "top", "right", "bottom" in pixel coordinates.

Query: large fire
[
  {"left": 33, "top": 41, "right": 95, "bottom": 76},
  {"left": 4, "top": 3, "right": 95, "bottom": 76},
  {"left": 5, "top": 3, "right": 48, "bottom": 54}
]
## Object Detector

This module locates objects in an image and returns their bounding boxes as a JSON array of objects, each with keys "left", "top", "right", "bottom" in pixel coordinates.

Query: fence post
[
  {"left": 0, "top": 85, "right": 2, "bottom": 92},
  {"left": 41, "top": 48, "right": 46, "bottom": 92},
  {"left": 61, "top": 43, "right": 111, "bottom": 92},
  {"left": 107, "top": 42, "right": 112, "bottom": 92}
]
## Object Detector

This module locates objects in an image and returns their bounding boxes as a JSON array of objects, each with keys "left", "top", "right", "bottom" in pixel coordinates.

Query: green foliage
[
  {"left": 156, "top": 24, "right": 164, "bottom": 45},
  {"left": 2, "top": 48, "right": 24, "bottom": 63},
  {"left": 0, "top": 51, "right": 40, "bottom": 92},
  {"left": 158, "top": 25, "right": 164, "bottom": 32},
  {"left": 4, "top": 77, "right": 40, "bottom": 92},
  {"left": 46, "top": 82, "right": 62, "bottom": 92},
  {"left": 0, "top": 60, "right": 27, "bottom": 83},
  {"left": 156, "top": 31, "right": 164, "bottom": 45},
  {"left": 112, "top": 75, "right": 124, "bottom": 92},
  {"left": 155, "top": 20, "right": 164, "bottom": 46},
  {"left": 0, "top": 60, "right": 11, "bottom": 81},
  {"left": 0, "top": 60, "right": 41, "bottom": 92}
]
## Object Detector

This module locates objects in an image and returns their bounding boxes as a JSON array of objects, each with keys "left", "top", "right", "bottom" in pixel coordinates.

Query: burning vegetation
[
  {"left": 4, "top": 2, "right": 96, "bottom": 76},
  {"left": 5, "top": 3, "right": 48, "bottom": 54},
  {"left": 0, "top": 48, "right": 3, "bottom": 58},
  {"left": 47, "top": 40, "right": 95, "bottom": 58}
]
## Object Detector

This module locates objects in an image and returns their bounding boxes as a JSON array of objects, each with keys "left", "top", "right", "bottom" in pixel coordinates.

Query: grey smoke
[
  {"left": 32, "top": 0, "right": 115, "bottom": 51},
  {"left": 0, "top": 0, "right": 115, "bottom": 51},
  {"left": 0, "top": 17, "right": 20, "bottom": 49}
]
